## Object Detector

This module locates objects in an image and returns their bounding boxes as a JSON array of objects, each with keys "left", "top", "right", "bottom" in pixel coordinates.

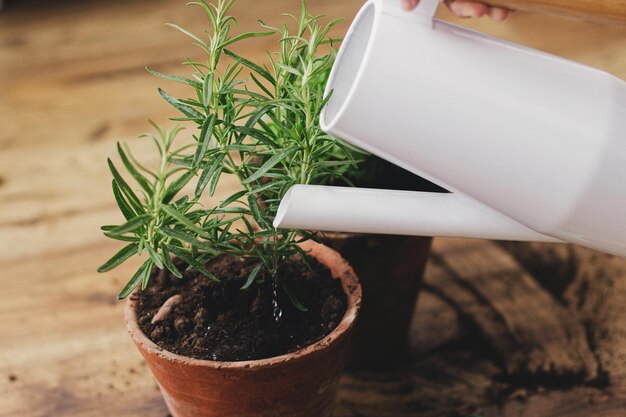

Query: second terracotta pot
[
  {"left": 125, "top": 240, "right": 361, "bottom": 417},
  {"left": 320, "top": 233, "right": 432, "bottom": 369}
]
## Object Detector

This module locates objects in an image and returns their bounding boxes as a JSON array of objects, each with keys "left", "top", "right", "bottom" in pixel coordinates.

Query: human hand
[{"left": 401, "top": 0, "right": 514, "bottom": 22}]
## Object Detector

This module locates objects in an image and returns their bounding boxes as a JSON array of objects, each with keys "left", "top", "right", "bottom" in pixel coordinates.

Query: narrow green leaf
[
  {"left": 223, "top": 62, "right": 243, "bottom": 85},
  {"left": 163, "top": 169, "right": 196, "bottom": 203},
  {"left": 165, "top": 23, "right": 207, "bottom": 47},
  {"left": 107, "top": 214, "right": 152, "bottom": 235},
  {"left": 108, "top": 159, "right": 144, "bottom": 214},
  {"left": 223, "top": 0, "right": 236, "bottom": 13},
  {"left": 240, "top": 263, "right": 263, "bottom": 289},
  {"left": 283, "top": 281, "right": 308, "bottom": 312},
  {"left": 240, "top": 216, "right": 256, "bottom": 235},
  {"left": 97, "top": 243, "right": 138, "bottom": 272},
  {"left": 249, "top": 230, "right": 278, "bottom": 239},
  {"left": 247, "top": 194, "right": 268, "bottom": 229},
  {"left": 173, "top": 195, "right": 190, "bottom": 207},
  {"left": 195, "top": 154, "right": 223, "bottom": 197},
  {"left": 242, "top": 146, "right": 298, "bottom": 184},
  {"left": 216, "top": 216, "right": 241, "bottom": 241},
  {"left": 158, "top": 88, "right": 204, "bottom": 120},
  {"left": 250, "top": 73, "right": 273, "bottom": 98},
  {"left": 170, "top": 157, "right": 194, "bottom": 168},
  {"left": 102, "top": 233, "right": 140, "bottom": 242},
  {"left": 213, "top": 207, "right": 250, "bottom": 214},
  {"left": 145, "top": 244, "right": 164, "bottom": 269},
  {"left": 146, "top": 67, "right": 202, "bottom": 88},
  {"left": 220, "top": 30, "right": 274, "bottom": 49},
  {"left": 208, "top": 166, "right": 223, "bottom": 197},
  {"left": 178, "top": 97, "right": 204, "bottom": 108},
  {"left": 158, "top": 228, "right": 213, "bottom": 251},
  {"left": 117, "top": 143, "right": 152, "bottom": 194},
  {"left": 202, "top": 73, "right": 214, "bottom": 108},
  {"left": 111, "top": 180, "right": 136, "bottom": 221},
  {"left": 224, "top": 49, "right": 275, "bottom": 85},
  {"left": 319, "top": 18, "right": 344, "bottom": 39},
  {"left": 219, "top": 190, "right": 247, "bottom": 208},
  {"left": 311, "top": 160, "right": 363, "bottom": 169},
  {"left": 193, "top": 114, "right": 217, "bottom": 167},
  {"left": 137, "top": 239, "right": 145, "bottom": 254},
  {"left": 224, "top": 144, "right": 257, "bottom": 151},
  {"left": 163, "top": 167, "right": 188, "bottom": 180},
  {"left": 188, "top": 1, "right": 217, "bottom": 29},
  {"left": 248, "top": 179, "right": 285, "bottom": 196},
  {"left": 160, "top": 204, "right": 210, "bottom": 238},
  {"left": 231, "top": 125, "right": 276, "bottom": 147},
  {"left": 117, "top": 259, "right": 153, "bottom": 300},
  {"left": 278, "top": 63, "right": 301, "bottom": 77},
  {"left": 164, "top": 244, "right": 220, "bottom": 282},
  {"left": 141, "top": 271, "right": 151, "bottom": 290},
  {"left": 161, "top": 245, "right": 183, "bottom": 278},
  {"left": 224, "top": 88, "right": 268, "bottom": 101}
]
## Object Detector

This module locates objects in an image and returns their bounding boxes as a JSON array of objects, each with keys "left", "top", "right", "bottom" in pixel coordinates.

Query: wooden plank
[{"left": 479, "top": 0, "right": 626, "bottom": 25}]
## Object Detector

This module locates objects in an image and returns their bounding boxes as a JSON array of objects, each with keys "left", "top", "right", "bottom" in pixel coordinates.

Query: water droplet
[
  {"left": 273, "top": 300, "right": 283, "bottom": 321},
  {"left": 272, "top": 279, "right": 282, "bottom": 322}
]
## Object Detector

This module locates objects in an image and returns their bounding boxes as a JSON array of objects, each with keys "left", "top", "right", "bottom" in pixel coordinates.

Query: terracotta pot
[
  {"left": 320, "top": 233, "right": 432, "bottom": 369},
  {"left": 125, "top": 240, "right": 361, "bottom": 417}
]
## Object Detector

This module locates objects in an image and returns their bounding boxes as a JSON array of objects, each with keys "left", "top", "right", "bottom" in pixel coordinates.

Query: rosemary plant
[{"left": 99, "top": 0, "right": 364, "bottom": 304}]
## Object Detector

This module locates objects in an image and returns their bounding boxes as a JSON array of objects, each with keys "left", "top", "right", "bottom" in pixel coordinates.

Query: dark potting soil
[{"left": 134, "top": 255, "right": 347, "bottom": 362}]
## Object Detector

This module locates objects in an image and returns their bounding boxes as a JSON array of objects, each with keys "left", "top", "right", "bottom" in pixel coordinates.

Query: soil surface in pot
[{"left": 134, "top": 255, "right": 347, "bottom": 362}]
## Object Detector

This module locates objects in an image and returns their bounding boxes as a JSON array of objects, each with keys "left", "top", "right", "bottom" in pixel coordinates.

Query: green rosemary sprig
[{"left": 99, "top": 0, "right": 366, "bottom": 302}]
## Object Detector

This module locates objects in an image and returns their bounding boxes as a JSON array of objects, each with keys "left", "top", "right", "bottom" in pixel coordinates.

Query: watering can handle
[{"left": 412, "top": 0, "right": 626, "bottom": 24}]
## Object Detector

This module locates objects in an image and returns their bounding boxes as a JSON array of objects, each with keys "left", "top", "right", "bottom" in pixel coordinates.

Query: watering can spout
[{"left": 274, "top": 185, "right": 561, "bottom": 243}]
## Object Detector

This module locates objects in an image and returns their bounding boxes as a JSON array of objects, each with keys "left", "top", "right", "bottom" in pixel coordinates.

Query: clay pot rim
[{"left": 125, "top": 239, "right": 362, "bottom": 370}]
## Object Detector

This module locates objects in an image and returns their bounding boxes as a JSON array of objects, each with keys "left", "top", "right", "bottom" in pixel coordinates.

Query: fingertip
[
  {"left": 474, "top": 3, "right": 489, "bottom": 17},
  {"left": 450, "top": 2, "right": 488, "bottom": 18},
  {"left": 401, "top": 0, "right": 419, "bottom": 11},
  {"left": 488, "top": 7, "right": 510, "bottom": 22}
]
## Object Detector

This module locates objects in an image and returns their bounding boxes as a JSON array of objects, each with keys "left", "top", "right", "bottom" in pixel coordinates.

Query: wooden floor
[{"left": 1, "top": 1, "right": 626, "bottom": 416}]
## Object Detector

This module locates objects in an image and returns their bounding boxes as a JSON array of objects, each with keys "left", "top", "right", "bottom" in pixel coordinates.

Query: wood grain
[
  {"left": 1, "top": 0, "right": 626, "bottom": 416},
  {"left": 475, "top": 0, "right": 626, "bottom": 25}
]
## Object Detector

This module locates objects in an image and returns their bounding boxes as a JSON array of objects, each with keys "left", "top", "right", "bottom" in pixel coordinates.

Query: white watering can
[{"left": 274, "top": 0, "right": 626, "bottom": 257}]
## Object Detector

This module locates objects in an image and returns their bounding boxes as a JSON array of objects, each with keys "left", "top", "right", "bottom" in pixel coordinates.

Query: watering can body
[{"left": 274, "top": 0, "right": 626, "bottom": 257}]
